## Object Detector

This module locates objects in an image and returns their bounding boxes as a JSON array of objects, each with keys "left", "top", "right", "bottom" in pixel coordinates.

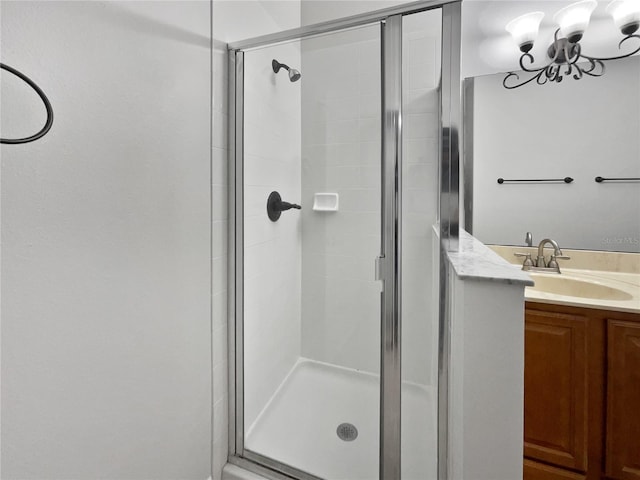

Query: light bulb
[
  {"left": 505, "top": 12, "right": 545, "bottom": 53},
  {"left": 553, "top": 0, "right": 597, "bottom": 43},
  {"left": 607, "top": 0, "right": 640, "bottom": 35}
]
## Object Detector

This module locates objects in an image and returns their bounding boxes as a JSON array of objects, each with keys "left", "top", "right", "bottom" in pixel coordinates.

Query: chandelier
[{"left": 503, "top": 0, "right": 640, "bottom": 89}]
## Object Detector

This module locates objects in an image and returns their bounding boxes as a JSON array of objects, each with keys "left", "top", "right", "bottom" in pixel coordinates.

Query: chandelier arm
[
  {"left": 546, "top": 64, "right": 562, "bottom": 83},
  {"left": 503, "top": 51, "right": 556, "bottom": 89},
  {"left": 549, "top": 30, "right": 564, "bottom": 64},
  {"left": 503, "top": 69, "right": 547, "bottom": 89},
  {"left": 582, "top": 59, "right": 606, "bottom": 77},
  {"left": 572, "top": 62, "right": 584, "bottom": 80},
  {"left": 582, "top": 34, "right": 640, "bottom": 62},
  {"left": 566, "top": 63, "right": 574, "bottom": 77},
  {"left": 516, "top": 53, "right": 555, "bottom": 73},
  {"left": 567, "top": 42, "right": 581, "bottom": 66},
  {"left": 554, "top": 65, "right": 564, "bottom": 83},
  {"left": 584, "top": 58, "right": 605, "bottom": 77},
  {"left": 536, "top": 71, "right": 549, "bottom": 85}
]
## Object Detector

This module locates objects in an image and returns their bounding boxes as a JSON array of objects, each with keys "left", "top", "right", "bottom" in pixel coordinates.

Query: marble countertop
[{"left": 445, "top": 230, "right": 534, "bottom": 286}]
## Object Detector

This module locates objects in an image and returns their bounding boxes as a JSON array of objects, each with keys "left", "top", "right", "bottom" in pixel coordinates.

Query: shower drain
[{"left": 336, "top": 422, "right": 358, "bottom": 442}]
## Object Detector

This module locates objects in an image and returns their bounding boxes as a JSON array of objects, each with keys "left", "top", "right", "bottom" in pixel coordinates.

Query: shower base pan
[{"left": 230, "top": 358, "right": 436, "bottom": 480}]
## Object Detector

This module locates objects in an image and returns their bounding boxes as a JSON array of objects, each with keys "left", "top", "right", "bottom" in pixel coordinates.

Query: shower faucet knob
[
  {"left": 279, "top": 201, "right": 301, "bottom": 211},
  {"left": 267, "top": 191, "right": 301, "bottom": 222}
]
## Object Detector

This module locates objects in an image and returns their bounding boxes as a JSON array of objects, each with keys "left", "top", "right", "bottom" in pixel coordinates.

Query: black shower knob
[{"left": 267, "top": 191, "right": 301, "bottom": 222}]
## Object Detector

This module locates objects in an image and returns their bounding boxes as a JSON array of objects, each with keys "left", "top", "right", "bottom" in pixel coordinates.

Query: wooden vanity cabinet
[
  {"left": 523, "top": 302, "right": 640, "bottom": 480},
  {"left": 605, "top": 320, "right": 640, "bottom": 480}
]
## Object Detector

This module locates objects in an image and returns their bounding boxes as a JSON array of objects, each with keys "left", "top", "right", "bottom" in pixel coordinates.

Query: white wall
[
  {"left": 243, "top": 42, "right": 302, "bottom": 432},
  {"left": 1, "top": 2, "right": 211, "bottom": 479},
  {"left": 472, "top": 55, "right": 640, "bottom": 252},
  {"left": 211, "top": 2, "right": 301, "bottom": 479}
]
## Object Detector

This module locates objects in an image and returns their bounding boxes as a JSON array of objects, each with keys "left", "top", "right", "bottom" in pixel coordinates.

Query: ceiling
[{"left": 461, "top": 0, "right": 639, "bottom": 78}]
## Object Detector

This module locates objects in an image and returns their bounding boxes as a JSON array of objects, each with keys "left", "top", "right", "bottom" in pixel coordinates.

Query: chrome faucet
[
  {"left": 514, "top": 238, "right": 570, "bottom": 273},
  {"left": 536, "top": 238, "right": 562, "bottom": 268}
]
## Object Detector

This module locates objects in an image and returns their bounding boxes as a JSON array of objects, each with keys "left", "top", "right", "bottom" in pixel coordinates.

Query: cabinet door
[
  {"left": 524, "top": 459, "right": 586, "bottom": 480},
  {"left": 606, "top": 320, "right": 640, "bottom": 480},
  {"left": 524, "top": 309, "right": 588, "bottom": 471}
]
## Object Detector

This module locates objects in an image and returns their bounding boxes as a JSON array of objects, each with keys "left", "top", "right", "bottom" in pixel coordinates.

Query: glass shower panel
[
  {"left": 241, "top": 23, "right": 382, "bottom": 480},
  {"left": 401, "top": 9, "right": 442, "bottom": 480}
]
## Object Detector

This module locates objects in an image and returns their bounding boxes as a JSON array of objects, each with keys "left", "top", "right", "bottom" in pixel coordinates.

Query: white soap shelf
[{"left": 312, "top": 193, "right": 339, "bottom": 212}]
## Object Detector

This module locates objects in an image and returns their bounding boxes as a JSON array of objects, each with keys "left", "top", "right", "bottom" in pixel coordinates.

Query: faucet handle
[
  {"left": 548, "top": 254, "right": 570, "bottom": 273},
  {"left": 514, "top": 252, "right": 534, "bottom": 270}
]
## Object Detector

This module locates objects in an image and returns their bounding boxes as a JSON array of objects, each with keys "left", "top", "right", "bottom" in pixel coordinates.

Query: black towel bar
[
  {"left": 497, "top": 177, "right": 573, "bottom": 184},
  {"left": 595, "top": 176, "right": 640, "bottom": 183}
]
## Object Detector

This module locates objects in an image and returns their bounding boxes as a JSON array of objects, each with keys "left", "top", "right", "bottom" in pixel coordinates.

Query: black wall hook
[
  {"left": 0, "top": 63, "right": 54, "bottom": 144},
  {"left": 267, "top": 191, "right": 301, "bottom": 222}
]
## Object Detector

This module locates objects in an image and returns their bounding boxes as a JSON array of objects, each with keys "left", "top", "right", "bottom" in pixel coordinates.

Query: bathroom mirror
[{"left": 464, "top": 55, "right": 640, "bottom": 253}]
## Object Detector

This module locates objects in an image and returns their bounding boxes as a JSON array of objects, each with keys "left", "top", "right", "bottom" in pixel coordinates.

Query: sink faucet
[
  {"left": 514, "top": 238, "right": 570, "bottom": 273},
  {"left": 536, "top": 238, "right": 562, "bottom": 268}
]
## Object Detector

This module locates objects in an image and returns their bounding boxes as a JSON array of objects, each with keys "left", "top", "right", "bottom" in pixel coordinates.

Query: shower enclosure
[{"left": 227, "top": 1, "right": 461, "bottom": 479}]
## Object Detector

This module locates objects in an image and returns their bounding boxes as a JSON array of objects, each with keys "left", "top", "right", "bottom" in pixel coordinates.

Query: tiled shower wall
[
  {"left": 300, "top": 27, "right": 383, "bottom": 375},
  {"left": 211, "top": 2, "right": 301, "bottom": 478},
  {"left": 242, "top": 43, "right": 302, "bottom": 431},
  {"left": 401, "top": 11, "right": 442, "bottom": 386},
  {"left": 299, "top": 11, "right": 442, "bottom": 386}
]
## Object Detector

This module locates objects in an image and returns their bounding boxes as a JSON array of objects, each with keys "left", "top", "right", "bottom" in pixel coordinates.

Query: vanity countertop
[
  {"left": 445, "top": 231, "right": 534, "bottom": 286},
  {"left": 490, "top": 246, "right": 640, "bottom": 314}
]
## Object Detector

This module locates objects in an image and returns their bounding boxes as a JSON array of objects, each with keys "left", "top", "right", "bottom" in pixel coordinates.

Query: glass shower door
[
  {"left": 228, "top": 2, "right": 460, "bottom": 478},
  {"left": 238, "top": 23, "right": 383, "bottom": 480}
]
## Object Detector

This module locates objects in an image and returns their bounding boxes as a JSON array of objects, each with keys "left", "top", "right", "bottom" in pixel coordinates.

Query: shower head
[
  {"left": 288, "top": 68, "right": 301, "bottom": 82},
  {"left": 272, "top": 59, "right": 302, "bottom": 82}
]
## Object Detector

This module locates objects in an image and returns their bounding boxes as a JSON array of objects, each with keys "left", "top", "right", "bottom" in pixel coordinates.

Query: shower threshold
[{"left": 243, "top": 358, "right": 436, "bottom": 480}]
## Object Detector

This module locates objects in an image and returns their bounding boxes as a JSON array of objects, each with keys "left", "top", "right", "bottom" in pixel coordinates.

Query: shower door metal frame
[
  {"left": 226, "top": 1, "right": 461, "bottom": 479},
  {"left": 379, "top": 13, "right": 403, "bottom": 480}
]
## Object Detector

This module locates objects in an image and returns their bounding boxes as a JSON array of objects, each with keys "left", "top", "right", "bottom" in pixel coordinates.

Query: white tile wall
[
  {"left": 300, "top": 26, "right": 383, "bottom": 374},
  {"left": 299, "top": 9, "right": 442, "bottom": 387},
  {"left": 402, "top": 10, "right": 442, "bottom": 386},
  {"left": 243, "top": 41, "right": 302, "bottom": 432},
  {"left": 211, "top": 2, "right": 301, "bottom": 479}
]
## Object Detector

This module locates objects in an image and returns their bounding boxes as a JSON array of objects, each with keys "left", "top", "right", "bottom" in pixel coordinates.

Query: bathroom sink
[{"left": 528, "top": 274, "right": 633, "bottom": 301}]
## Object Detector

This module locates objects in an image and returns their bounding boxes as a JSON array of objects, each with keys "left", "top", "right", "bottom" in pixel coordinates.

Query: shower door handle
[
  {"left": 375, "top": 256, "right": 384, "bottom": 281},
  {"left": 375, "top": 256, "right": 386, "bottom": 293}
]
